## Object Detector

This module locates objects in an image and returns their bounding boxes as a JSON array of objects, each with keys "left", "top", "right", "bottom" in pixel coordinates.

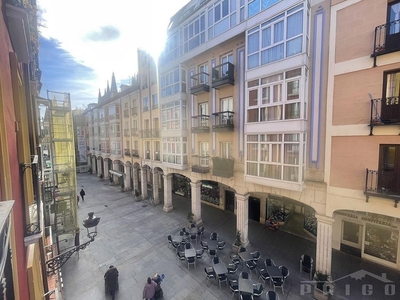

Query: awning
[{"left": 109, "top": 170, "right": 124, "bottom": 177}]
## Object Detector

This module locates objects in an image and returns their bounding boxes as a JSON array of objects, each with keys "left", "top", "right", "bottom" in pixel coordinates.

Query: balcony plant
[
  {"left": 313, "top": 271, "right": 333, "bottom": 300},
  {"left": 232, "top": 230, "right": 242, "bottom": 254}
]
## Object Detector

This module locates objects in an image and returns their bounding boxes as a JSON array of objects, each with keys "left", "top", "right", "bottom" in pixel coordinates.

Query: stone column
[
  {"left": 104, "top": 160, "right": 109, "bottom": 180},
  {"left": 315, "top": 214, "right": 334, "bottom": 275},
  {"left": 190, "top": 181, "right": 203, "bottom": 226},
  {"left": 153, "top": 169, "right": 160, "bottom": 204},
  {"left": 141, "top": 167, "right": 148, "bottom": 199},
  {"left": 163, "top": 174, "right": 173, "bottom": 212},
  {"left": 236, "top": 193, "right": 250, "bottom": 247},
  {"left": 132, "top": 166, "right": 139, "bottom": 195},
  {"left": 97, "top": 158, "right": 101, "bottom": 177},
  {"left": 125, "top": 164, "right": 131, "bottom": 191}
]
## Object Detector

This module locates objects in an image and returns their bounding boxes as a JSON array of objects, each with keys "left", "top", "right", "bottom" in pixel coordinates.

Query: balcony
[
  {"left": 190, "top": 72, "right": 210, "bottom": 95},
  {"left": 191, "top": 115, "right": 210, "bottom": 133},
  {"left": 212, "top": 111, "right": 234, "bottom": 132},
  {"left": 141, "top": 129, "right": 152, "bottom": 138},
  {"left": 212, "top": 62, "right": 234, "bottom": 89},
  {"left": 131, "top": 149, "right": 139, "bottom": 158},
  {"left": 152, "top": 129, "right": 160, "bottom": 138},
  {"left": 364, "top": 168, "right": 400, "bottom": 207},
  {"left": 191, "top": 155, "right": 210, "bottom": 173},
  {"left": 131, "top": 128, "right": 139, "bottom": 136},
  {"left": 371, "top": 19, "right": 400, "bottom": 67},
  {"left": 212, "top": 157, "right": 234, "bottom": 178},
  {"left": 368, "top": 96, "right": 400, "bottom": 135},
  {"left": 124, "top": 148, "right": 130, "bottom": 156},
  {"left": 154, "top": 151, "right": 160, "bottom": 161}
]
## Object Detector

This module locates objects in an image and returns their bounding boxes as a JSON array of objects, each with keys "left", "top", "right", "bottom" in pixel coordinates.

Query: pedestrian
[
  {"left": 80, "top": 188, "right": 85, "bottom": 201},
  {"left": 142, "top": 277, "right": 157, "bottom": 300},
  {"left": 104, "top": 265, "right": 119, "bottom": 300}
]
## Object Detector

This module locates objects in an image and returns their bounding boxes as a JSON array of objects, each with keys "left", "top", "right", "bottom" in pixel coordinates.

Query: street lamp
[{"left": 46, "top": 212, "right": 101, "bottom": 274}]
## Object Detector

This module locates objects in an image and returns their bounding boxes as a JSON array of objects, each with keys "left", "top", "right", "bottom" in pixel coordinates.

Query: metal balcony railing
[
  {"left": 372, "top": 19, "right": 400, "bottom": 66},
  {"left": 212, "top": 111, "right": 234, "bottom": 132},
  {"left": 124, "top": 149, "right": 130, "bottom": 156},
  {"left": 368, "top": 95, "right": 400, "bottom": 135},
  {"left": 190, "top": 72, "right": 210, "bottom": 95},
  {"left": 131, "top": 149, "right": 139, "bottom": 157},
  {"left": 191, "top": 115, "right": 210, "bottom": 133},
  {"left": 212, "top": 62, "right": 234, "bottom": 89},
  {"left": 364, "top": 168, "right": 400, "bottom": 207}
]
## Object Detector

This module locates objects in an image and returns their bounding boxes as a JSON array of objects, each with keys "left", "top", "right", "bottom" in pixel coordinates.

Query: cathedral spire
[{"left": 111, "top": 72, "right": 117, "bottom": 92}]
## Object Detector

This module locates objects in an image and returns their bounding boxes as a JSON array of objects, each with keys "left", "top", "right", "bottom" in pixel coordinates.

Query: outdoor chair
[
  {"left": 265, "top": 258, "right": 276, "bottom": 267},
  {"left": 217, "top": 240, "right": 226, "bottom": 250},
  {"left": 208, "top": 248, "right": 217, "bottom": 259},
  {"left": 246, "top": 260, "right": 257, "bottom": 278},
  {"left": 197, "top": 226, "right": 205, "bottom": 241},
  {"left": 230, "top": 253, "right": 240, "bottom": 265},
  {"left": 204, "top": 266, "right": 216, "bottom": 285},
  {"left": 191, "top": 223, "right": 197, "bottom": 228},
  {"left": 210, "top": 232, "right": 218, "bottom": 240},
  {"left": 201, "top": 240, "right": 208, "bottom": 250},
  {"left": 187, "top": 256, "right": 196, "bottom": 270},
  {"left": 190, "top": 234, "right": 197, "bottom": 244},
  {"left": 239, "top": 247, "right": 247, "bottom": 253},
  {"left": 218, "top": 273, "right": 228, "bottom": 289},
  {"left": 228, "top": 279, "right": 239, "bottom": 298},
  {"left": 253, "top": 283, "right": 264, "bottom": 298},
  {"left": 251, "top": 250, "right": 261, "bottom": 262},
  {"left": 266, "top": 291, "right": 280, "bottom": 300},
  {"left": 177, "top": 250, "right": 185, "bottom": 262},
  {"left": 239, "top": 271, "right": 249, "bottom": 279},
  {"left": 280, "top": 265, "right": 289, "bottom": 280},
  {"left": 300, "top": 254, "right": 313, "bottom": 280},
  {"left": 240, "top": 294, "right": 254, "bottom": 300},
  {"left": 258, "top": 268, "right": 271, "bottom": 287},
  {"left": 185, "top": 243, "right": 192, "bottom": 249},
  {"left": 227, "top": 263, "right": 238, "bottom": 274},
  {"left": 213, "top": 256, "right": 221, "bottom": 264},
  {"left": 196, "top": 248, "right": 204, "bottom": 259},
  {"left": 271, "top": 276, "right": 284, "bottom": 295}
]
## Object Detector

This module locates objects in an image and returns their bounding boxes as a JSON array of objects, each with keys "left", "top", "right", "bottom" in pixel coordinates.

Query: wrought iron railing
[{"left": 372, "top": 19, "right": 400, "bottom": 66}]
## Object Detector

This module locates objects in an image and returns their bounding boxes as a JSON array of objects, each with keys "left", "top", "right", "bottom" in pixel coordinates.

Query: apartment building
[
  {"left": 325, "top": 0, "right": 400, "bottom": 272},
  {"left": 85, "top": 0, "right": 400, "bottom": 274}
]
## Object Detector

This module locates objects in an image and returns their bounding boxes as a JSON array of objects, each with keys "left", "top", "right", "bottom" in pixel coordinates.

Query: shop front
[
  {"left": 173, "top": 174, "right": 191, "bottom": 198},
  {"left": 334, "top": 211, "right": 399, "bottom": 267},
  {"left": 201, "top": 181, "right": 220, "bottom": 205}
]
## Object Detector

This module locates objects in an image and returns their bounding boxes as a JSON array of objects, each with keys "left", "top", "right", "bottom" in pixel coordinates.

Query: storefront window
[
  {"left": 267, "top": 198, "right": 293, "bottom": 222},
  {"left": 201, "top": 181, "right": 220, "bottom": 205},
  {"left": 303, "top": 207, "right": 317, "bottom": 236},
  {"left": 364, "top": 223, "right": 398, "bottom": 264}
]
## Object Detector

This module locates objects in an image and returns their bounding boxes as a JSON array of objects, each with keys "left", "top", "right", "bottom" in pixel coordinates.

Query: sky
[{"left": 37, "top": 0, "right": 190, "bottom": 109}]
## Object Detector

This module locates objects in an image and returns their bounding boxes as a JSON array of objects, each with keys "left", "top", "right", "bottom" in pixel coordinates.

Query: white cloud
[{"left": 38, "top": 0, "right": 189, "bottom": 91}]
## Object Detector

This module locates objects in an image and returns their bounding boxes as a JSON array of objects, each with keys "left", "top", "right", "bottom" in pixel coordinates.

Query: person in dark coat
[
  {"left": 80, "top": 188, "right": 85, "bottom": 201},
  {"left": 104, "top": 265, "right": 119, "bottom": 299}
]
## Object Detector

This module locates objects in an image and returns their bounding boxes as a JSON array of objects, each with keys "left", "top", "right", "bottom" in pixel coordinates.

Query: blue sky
[{"left": 37, "top": 0, "right": 190, "bottom": 108}]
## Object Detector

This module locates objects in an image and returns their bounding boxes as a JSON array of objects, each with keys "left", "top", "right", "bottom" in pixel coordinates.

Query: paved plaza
[{"left": 60, "top": 174, "right": 400, "bottom": 300}]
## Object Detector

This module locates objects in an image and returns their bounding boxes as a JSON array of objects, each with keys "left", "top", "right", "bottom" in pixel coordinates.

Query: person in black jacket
[
  {"left": 104, "top": 265, "right": 119, "bottom": 299},
  {"left": 80, "top": 188, "right": 85, "bottom": 201}
]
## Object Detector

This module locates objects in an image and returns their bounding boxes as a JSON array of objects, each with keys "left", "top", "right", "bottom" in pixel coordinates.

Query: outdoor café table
[
  {"left": 238, "top": 277, "right": 253, "bottom": 295},
  {"left": 239, "top": 251, "right": 254, "bottom": 263},
  {"left": 188, "top": 227, "right": 198, "bottom": 235},
  {"left": 266, "top": 265, "right": 283, "bottom": 280},
  {"left": 213, "top": 262, "right": 228, "bottom": 276},
  {"left": 172, "top": 234, "right": 185, "bottom": 244},
  {"left": 184, "top": 248, "right": 196, "bottom": 258},
  {"left": 207, "top": 239, "right": 219, "bottom": 251}
]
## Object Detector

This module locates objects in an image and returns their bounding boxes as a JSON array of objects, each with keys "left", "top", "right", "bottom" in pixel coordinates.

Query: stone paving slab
[{"left": 60, "top": 174, "right": 400, "bottom": 300}]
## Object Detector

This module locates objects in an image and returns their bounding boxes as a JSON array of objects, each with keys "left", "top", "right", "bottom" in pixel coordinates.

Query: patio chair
[
  {"left": 280, "top": 265, "right": 289, "bottom": 280},
  {"left": 177, "top": 250, "right": 185, "bottom": 262},
  {"left": 253, "top": 283, "right": 264, "bottom": 298},
  {"left": 271, "top": 277, "right": 284, "bottom": 295},
  {"left": 227, "top": 263, "right": 238, "bottom": 274},
  {"left": 210, "top": 232, "right": 218, "bottom": 240},
  {"left": 213, "top": 256, "right": 221, "bottom": 264},
  {"left": 187, "top": 256, "right": 196, "bottom": 270},
  {"left": 208, "top": 248, "right": 217, "bottom": 259},
  {"left": 190, "top": 234, "right": 197, "bottom": 244},
  {"left": 266, "top": 291, "right": 280, "bottom": 300},
  {"left": 197, "top": 226, "right": 205, "bottom": 241},
  {"left": 258, "top": 268, "right": 271, "bottom": 287},
  {"left": 201, "top": 240, "right": 208, "bottom": 250},
  {"left": 217, "top": 240, "right": 226, "bottom": 250},
  {"left": 251, "top": 250, "right": 261, "bottom": 262},
  {"left": 265, "top": 258, "right": 276, "bottom": 267},
  {"left": 239, "top": 247, "right": 247, "bottom": 253},
  {"left": 245, "top": 260, "right": 257, "bottom": 278},
  {"left": 228, "top": 279, "right": 239, "bottom": 298},
  {"left": 196, "top": 248, "right": 204, "bottom": 259},
  {"left": 185, "top": 243, "right": 192, "bottom": 249},
  {"left": 218, "top": 273, "right": 228, "bottom": 289},
  {"left": 300, "top": 254, "right": 313, "bottom": 280},
  {"left": 191, "top": 223, "right": 197, "bottom": 228},
  {"left": 240, "top": 294, "right": 254, "bottom": 300},
  {"left": 230, "top": 253, "right": 240, "bottom": 265},
  {"left": 239, "top": 271, "right": 249, "bottom": 279},
  {"left": 204, "top": 266, "right": 216, "bottom": 285}
]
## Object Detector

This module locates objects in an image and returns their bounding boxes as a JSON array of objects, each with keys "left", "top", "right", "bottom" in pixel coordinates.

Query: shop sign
[{"left": 335, "top": 212, "right": 395, "bottom": 228}]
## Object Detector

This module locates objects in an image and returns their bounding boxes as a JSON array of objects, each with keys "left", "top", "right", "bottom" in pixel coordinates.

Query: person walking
[
  {"left": 104, "top": 265, "right": 119, "bottom": 300},
  {"left": 80, "top": 188, "right": 85, "bottom": 201},
  {"left": 142, "top": 277, "right": 157, "bottom": 300}
]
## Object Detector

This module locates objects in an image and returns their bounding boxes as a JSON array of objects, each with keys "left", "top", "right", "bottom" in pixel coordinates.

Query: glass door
[{"left": 386, "top": 1, "right": 400, "bottom": 51}]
